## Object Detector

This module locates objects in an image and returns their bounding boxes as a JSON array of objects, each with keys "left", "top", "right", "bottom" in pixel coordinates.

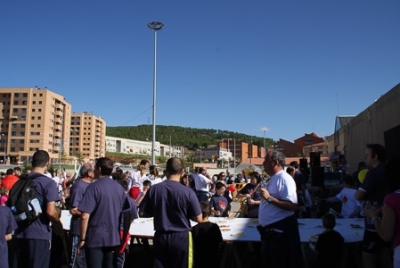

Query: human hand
[
  {"left": 260, "top": 188, "right": 271, "bottom": 200},
  {"left": 214, "top": 211, "right": 221, "bottom": 216},
  {"left": 77, "top": 240, "right": 85, "bottom": 255},
  {"left": 364, "top": 207, "right": 379, "bottom": 218}
]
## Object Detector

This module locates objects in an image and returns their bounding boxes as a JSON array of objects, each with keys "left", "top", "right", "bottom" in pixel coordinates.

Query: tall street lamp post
[
  {"left": 148, "top": 21, "right": 164, "bottom": 165},
  {"left": 1, "top": 134, "right": 5, "bottom": 164},
  {"left": 226, "top": 138, "right": 232, "bottom": 169}
]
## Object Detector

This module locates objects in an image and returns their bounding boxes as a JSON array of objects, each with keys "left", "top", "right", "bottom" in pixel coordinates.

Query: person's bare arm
[
  {"left": 5, "top": 233, "right": 12, "bottom": 241},
  {"left": 354, "top": 189, "right": 366, "bottom": 201},
  {"left": 365, "top": 204, "right": 395, "bottom": 242},
  {"left": 47, "top": 201, "right": 61, "bottom": 222},
  {"left": 47, "top": 201, "right": 63, "bottom": 235},
  {"left": 77, "top": 212, "right": 90, "bottom": 254},
  {"left": 70, "top": 207, "right": 81, "bottom": 216},
  {"left": 191, "top": 214, "right": 202, "bottom": 223}
]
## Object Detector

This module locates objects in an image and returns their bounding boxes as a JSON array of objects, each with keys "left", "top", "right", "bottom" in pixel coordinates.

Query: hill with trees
[{"left": 106, "top": 125, "right": 275, "bottom": 149}]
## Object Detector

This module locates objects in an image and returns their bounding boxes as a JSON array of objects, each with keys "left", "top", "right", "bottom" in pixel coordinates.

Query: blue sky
[{"left": 1, "top": 0, "right": 399, "bottom": 142}]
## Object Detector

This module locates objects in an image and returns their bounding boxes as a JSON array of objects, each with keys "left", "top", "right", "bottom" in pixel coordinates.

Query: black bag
[{"left": 7, "top": 173, "right": 43, "bottom": 224}]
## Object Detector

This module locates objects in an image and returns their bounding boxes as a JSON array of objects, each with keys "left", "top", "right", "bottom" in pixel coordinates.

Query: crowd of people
[{"left": 0, "top": 143, "right": 399, "bottom": 268}]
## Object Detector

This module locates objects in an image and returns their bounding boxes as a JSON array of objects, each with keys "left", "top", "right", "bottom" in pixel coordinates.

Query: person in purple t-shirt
[
  {"left": 69, "top": 162, "right": 95, "bottom": 268},
  {"left": 0, "top": 206, "right": 17, "bottom": 268},
  {"left": 141, "top": 157, "right": 202, "bottom": 268},
  {"left": 78, "top": 157, "right": 128, "bottom": 268},
  {"left": 12, "top": 150, "right": 63, "bottom": 268},
  {"left": 210, "top": 181, "right": 229, "bottom": 217}
]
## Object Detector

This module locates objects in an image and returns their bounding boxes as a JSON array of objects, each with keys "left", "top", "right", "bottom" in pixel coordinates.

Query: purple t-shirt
[
  {"left": 360, "top": 164, "right": 386, "bottom": 204},
  {"left": 0, "top": 206, "right": 18, "bottom": 268},
  {"left": 15, "top": 172, "right": 60, "bottom": 240},
  {"left": 69, "top": 178, "right": 90, "bottom": 236},
  {"left": 142, "top": 180, "right": 201, "bottom": 232},
  {"left": 209, "top": 195, "right": 229, "bottom": 217},
  {"left": 78, "top": 177, "right": 127, "bottom": 248}
]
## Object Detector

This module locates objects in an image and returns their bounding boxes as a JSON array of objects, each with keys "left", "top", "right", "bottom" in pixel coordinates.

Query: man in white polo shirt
[
  {"left": 258, "top": 150, "right": 303, "bottom": 268},
  {"left": 194, "top": 167, "right": 212, "bottom": 202}
]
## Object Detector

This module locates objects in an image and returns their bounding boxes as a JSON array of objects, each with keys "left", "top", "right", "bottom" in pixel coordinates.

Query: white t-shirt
[
  {"left": 334, "top": 187, "right": 360, "bottom": 218},
  {"left": 130, "top": 171, "right": 146, "bottom": 189},
  {"left": 258, "top": 170, "right": 297, "bottom": 226},
  {"left": 195, "top": 174, "right": 211, "bottom": 192}
]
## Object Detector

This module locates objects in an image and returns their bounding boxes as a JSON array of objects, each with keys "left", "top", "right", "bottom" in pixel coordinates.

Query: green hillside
[{"left": 106, "top": 125, "right": 275, "bottom": 150}]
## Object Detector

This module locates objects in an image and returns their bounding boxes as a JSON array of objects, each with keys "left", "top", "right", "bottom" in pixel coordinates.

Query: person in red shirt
[{"left": 0, "top": 169, "right": 19, "bottom": 191}]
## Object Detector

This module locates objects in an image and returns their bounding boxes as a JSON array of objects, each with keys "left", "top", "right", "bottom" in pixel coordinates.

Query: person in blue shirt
[{"left": 141, "top": 157, "right": 202, "bottom": 268}]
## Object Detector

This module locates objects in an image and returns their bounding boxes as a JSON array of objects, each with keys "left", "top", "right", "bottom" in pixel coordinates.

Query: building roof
[{"left": 335, "top": 116, "right": 355, "bottom": 130}]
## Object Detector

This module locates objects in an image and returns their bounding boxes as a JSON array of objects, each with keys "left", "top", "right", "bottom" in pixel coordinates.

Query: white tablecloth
[
  {"left": 61, "top": 210, "right": 364, "bottom": 243},
  {"left": 129, "top": 216, "right": 364, "bottom": 243}
]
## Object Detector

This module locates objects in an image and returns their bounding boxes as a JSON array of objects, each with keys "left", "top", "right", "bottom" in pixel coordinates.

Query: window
[
  {"left": 11, "top": 132, "right": 16, "bottom": 136},
  {"left": 37, "top": 124, "right": 40, "bottom": 127},
  {"left": 21, "top": 116, "right": 26, "bottom": 121},
  {"left": 11, "top": 139, "right": 16, "bottom": 144},
  {"left": 33, "top": 94, "right": 36, "bottom": 97},
  {"left": 12, "top": 124, "right": 16, "bottom": 129},
  {"left": 32, "top": 101, "right": 36, "bottom": 104},
  {"left": 22, "top": 101, "right": 27, "bottom": 105},
  {"left": 39, "top": 93, "right": 43, "bottom": 97},
  {"left": 38, "top": 109, "right": 42, "bottom": 112},
  {"left": 20, "top": 132, "right": 25, "bottom": 136},
  {"left": 23, "top": 93, "right": 27, "bottom": 97},
  {"left": 19, "top": 147, "right": 23, "bottom": 151},
  {"left": 39, "top": 101, "right": 42, "bottom": 104},
  {"left": 31, "top": 116, "right": 35, "bottom": 120},
  {"left": 14, "top": 93, "right": 19, "bottom": 97},
  {"left": 31, "top": 124, "right": 34, "bottom": 127},
  {"left": 22, "top": 108, "right": 26, "bottom": 113},
  {"left": 38, "top": 116, "right": 41, "bottom": 120},
  {"left": 32, "top": 109, "right": 35, "bottom": 112},
  {"left": 21, "top": 124, "right": 25, "bottom": 128},
  {"left": 13, "top": 108, "right": 18, "bottom": 113},
  {"left": 10, "top": 147, "right": 15, "bottom": 152}
]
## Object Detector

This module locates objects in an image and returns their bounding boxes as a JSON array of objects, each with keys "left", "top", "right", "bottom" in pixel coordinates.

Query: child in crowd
[
  {"left": 328, "top": 174, "right": 361, "bottom": 218},
  {"left": 135, "top": 180, "right": 152, "bottom": 210},
  {"left": 310, "top": 213, "right": 344, "bottom": 268},
  {"left": 191, "top": 202, "right": 223, "bottom": 268},
  {"left": 210, "top": 182, "right": 229, "bottom": 217},
  {"left": 180, "top": 173, "right": 190, "bottom": 186},
  {"left": 0, "top": 187, "right": 9, "bottom": 206}
]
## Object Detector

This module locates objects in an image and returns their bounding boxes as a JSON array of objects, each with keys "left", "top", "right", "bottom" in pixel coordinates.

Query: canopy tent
[{"left": 233, "top": 163, "right": 263, "bottom": 175}]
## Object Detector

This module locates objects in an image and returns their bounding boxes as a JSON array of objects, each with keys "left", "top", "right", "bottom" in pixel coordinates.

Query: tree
[
  {"left": 75, "top": 151, "right": 85, "bottom": 163},
  {"left": 61, "top": 150, "right": 68, "bottom": 164}
]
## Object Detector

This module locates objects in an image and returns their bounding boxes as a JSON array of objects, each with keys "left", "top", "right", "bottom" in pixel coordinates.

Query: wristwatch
[{"left": 267, "top": 196, "right": 273, "bottom": 203}]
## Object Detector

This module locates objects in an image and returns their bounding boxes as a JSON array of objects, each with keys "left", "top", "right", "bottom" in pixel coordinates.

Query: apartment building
[
  {"left": 71, "top": 112, "right": 106, "bottom": 161},
  {"left": 0, "top": 87, "right": 71, "bottom": 164}
]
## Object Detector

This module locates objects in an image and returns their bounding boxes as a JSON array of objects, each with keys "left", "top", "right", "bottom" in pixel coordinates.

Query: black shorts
[{"left": 362, "top": 230, "right": 391, "bottom": 254}]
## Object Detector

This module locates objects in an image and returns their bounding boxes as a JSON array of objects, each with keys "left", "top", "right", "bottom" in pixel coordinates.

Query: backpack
[{"left": 7, "top": 173, "right": 43, "bottom": 224}]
